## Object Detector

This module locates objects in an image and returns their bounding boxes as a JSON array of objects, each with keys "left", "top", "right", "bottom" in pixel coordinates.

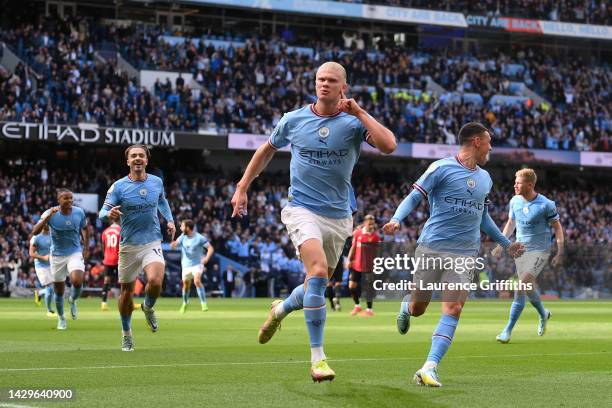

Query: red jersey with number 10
[
  {"left": 102, "top": 224, "right": 121, "bottom": 266},
  {"left": 352, "top": 228, "right": 382, "bottom": 272}
]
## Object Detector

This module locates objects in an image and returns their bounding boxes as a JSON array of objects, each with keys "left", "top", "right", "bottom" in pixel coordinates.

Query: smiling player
[
  {"left": 99, "top": 144, "right": 175, "bottom": 352},
  {"left": 32, "top": 189, "right": 89, "bottom": 330}
]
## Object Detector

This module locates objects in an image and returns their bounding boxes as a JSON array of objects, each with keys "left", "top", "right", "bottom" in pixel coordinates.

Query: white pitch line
[
  {"left": 0, "top": 351, "right": 608, "bottom": 373},
  {"left": 0, "top": 403, "right": 39, "bottom": 408}
]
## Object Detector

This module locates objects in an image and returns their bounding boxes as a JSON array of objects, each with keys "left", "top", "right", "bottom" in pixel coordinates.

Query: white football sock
[
  {"left": 311, "top": 347, "right": 327, "bottom": 363},
  {"left": 422, "top": 361, "right": 438, "bottom": 371},
  {"left": 274, "top": 301, "right": 287, "bottom": 319}
]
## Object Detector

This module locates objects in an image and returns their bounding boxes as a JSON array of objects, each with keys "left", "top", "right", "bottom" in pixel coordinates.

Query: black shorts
[
  {"left": 349, "top": 269, "right": 362, "bottom": 284},
  {"left": 329, "top": 257, "right": 344, "bottom": 283},
  {"left": 104, "top": 265, "right": 118, "bottom": 280}
]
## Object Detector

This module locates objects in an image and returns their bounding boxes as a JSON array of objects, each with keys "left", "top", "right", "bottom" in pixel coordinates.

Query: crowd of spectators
[
  {"left": 336, "top": 0, "right": 611, "bottom": 25},
  {"left": 111, "top": 25, "right": 611, "bottom": 151},
  {"left": 0, "top": 18, "right": 200, "bottom": 132},
  {"left": 0, "top": 19, "right": 612, "bottom": 151},
  {"left": 1, "top": 159, "right": 610, "bottom": 299},
  {"left": 0, "top": 17, "right": 610, "bottom": 151}
]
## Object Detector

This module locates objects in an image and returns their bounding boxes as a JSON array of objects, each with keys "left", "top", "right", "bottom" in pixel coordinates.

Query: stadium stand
[
  {"left": 0, "top": 3, "right": 610, "bottom": 299},
  {"left": 1, "top": 17, "right": 610, "bottom": 151},
  {"left": 1, "top": 160, "right": 610, "bottom": 298}
]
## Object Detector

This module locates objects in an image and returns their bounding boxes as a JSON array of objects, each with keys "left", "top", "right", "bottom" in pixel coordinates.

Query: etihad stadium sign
[
  {"left": 0, "top": 122, "right": 176, "bottom": 146},
  {"left": 0, "top": 121, "right": 226, "bottom": 150}
]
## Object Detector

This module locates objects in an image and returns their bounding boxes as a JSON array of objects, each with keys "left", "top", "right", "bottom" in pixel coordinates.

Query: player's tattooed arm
[
  {"left": 82, "top": 226, "right": 90, "bottom": 260},
  {"left": 550, "top": 220, "right": 564, "bottom": 267}
]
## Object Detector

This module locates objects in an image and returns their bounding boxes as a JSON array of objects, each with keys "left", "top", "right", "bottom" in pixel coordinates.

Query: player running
[
  {"left": 383, "top": 122, "right": 524, "bottom": 387},
  {"left": 171, "top": 219, "right": 215, "bottom": 313},
  {"left": 100, "top": 221, "right": 121, "bottom": 311},
  {"left": 29, "top": 224, "right": 55, "bottom": 317},
  {"left": 99, "top": 144, "right": 175, "bottom": 352},
  {"left": 493, "top": 168, "right": 564, "bottom": 343},
  {"left": 231, "top": 61, "right": 396, "bottom": 382},
  {"left": 347, "top": 214, "right": 381, "bottom": 317},
  {"left": 32, "top": 189, "right": 89, "bottom": 330}
]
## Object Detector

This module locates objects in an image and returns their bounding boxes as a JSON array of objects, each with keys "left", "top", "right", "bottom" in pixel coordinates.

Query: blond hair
[
  {"left": 515, "top": 168, "right": 537, "bottom": 184},
  {"left": 316, "top": 62, "right": 347, "bottom": 83}
]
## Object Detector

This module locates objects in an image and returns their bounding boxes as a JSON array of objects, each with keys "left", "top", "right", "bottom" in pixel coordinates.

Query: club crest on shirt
[
  {"left": 65, "top": 220, "right": 72, "bottom": 226},
  {"left": 523, "top": 206, "right": 529, "bottom": 214},
  {"left": 466, "top": 178, "right": 476, "bottom": 188},
  {"left": 318, "top": 127, "right": 330, "bottom": 144},
  {"left": 139, "top": 188, "right": 147, "bottom": 197}
]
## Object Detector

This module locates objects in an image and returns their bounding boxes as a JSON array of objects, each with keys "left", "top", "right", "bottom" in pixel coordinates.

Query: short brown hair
[
  {"left": 364, "top": 214, "right": 375, "bottom": 221},
  {"left": 125, "top": 144, "right": 151, "bottom": 160},
  {"left": 515, "top": 168, "right": 537, "bottom": 184},
  {"left": 181, "top": 219, "right": 195, "bottom": 230},
  {"left": 458, "top": 122, "right": 489, "bottom": 145}
]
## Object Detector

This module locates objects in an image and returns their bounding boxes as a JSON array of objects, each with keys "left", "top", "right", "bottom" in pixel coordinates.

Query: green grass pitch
[{"left": 1, "top": 298, "right": 611, "bottom": 407}]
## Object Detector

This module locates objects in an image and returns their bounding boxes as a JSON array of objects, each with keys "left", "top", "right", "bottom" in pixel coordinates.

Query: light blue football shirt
[
  {"left": 509, "top": 193, "right": 559, "bottom": 252},
  {"left": 42, "top": 206, "right": 87, "bottom": 256},
  {"left": 100, "top": 174, "right": 174, "bottom": 245},
  {"left": 31, "top": 233, "right": 51, "bottom": 268},
  {"left": 413, "top": 156, "right": 494, "bottom": 256},
  {"left": 269, "top": 104, "right": 369, "bottom": 219},
  {"left": 176, "top": 232, "right": 211, "bottom": 269}
]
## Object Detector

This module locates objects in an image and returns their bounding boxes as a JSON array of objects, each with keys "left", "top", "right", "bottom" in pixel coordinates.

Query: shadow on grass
[{"left": 283, "top": 380, "right": 464, "bottom": 407}]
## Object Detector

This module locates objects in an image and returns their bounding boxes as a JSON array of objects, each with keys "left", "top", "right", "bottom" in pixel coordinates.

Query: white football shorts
[
  {"left": 118, "top": 241, "right": 165, "bottom": 283},
  {"left": 515, "top": 250, "right": 550, "bottom": 279},
  {"left": 50, "top": 252, "right": 85, "bottom": 282},
  {"left": 35, "top": 266, "right": 54, "bottom": 286},
  {"left": 182, "top": 264, "right": 204, "bottom": 281},
  {"left": 281, "top": 205, "right": 353, "bottom": 271}
]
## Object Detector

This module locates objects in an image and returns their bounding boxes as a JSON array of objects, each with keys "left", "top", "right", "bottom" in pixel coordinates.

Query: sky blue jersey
[
  {"left": 509, "top": 193, "right": 559, "bottom": 252},
  {"left": 268, "top": 104, "right": 370, "bottom": 219},
  {"left": 176, "top": 232, "right": 211, "bottom": 269},
  {"left": 413, "top": 156, "right": 495, "bottom": 255},
  {"left": 99, "top": 174, "right": 174, "bottom": 245},
  {"left": 31, "top": 232, "right": 51, "bottom": 268},
  {"left": 42, "top": 206, "right": 87, "bottom": 256}
]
